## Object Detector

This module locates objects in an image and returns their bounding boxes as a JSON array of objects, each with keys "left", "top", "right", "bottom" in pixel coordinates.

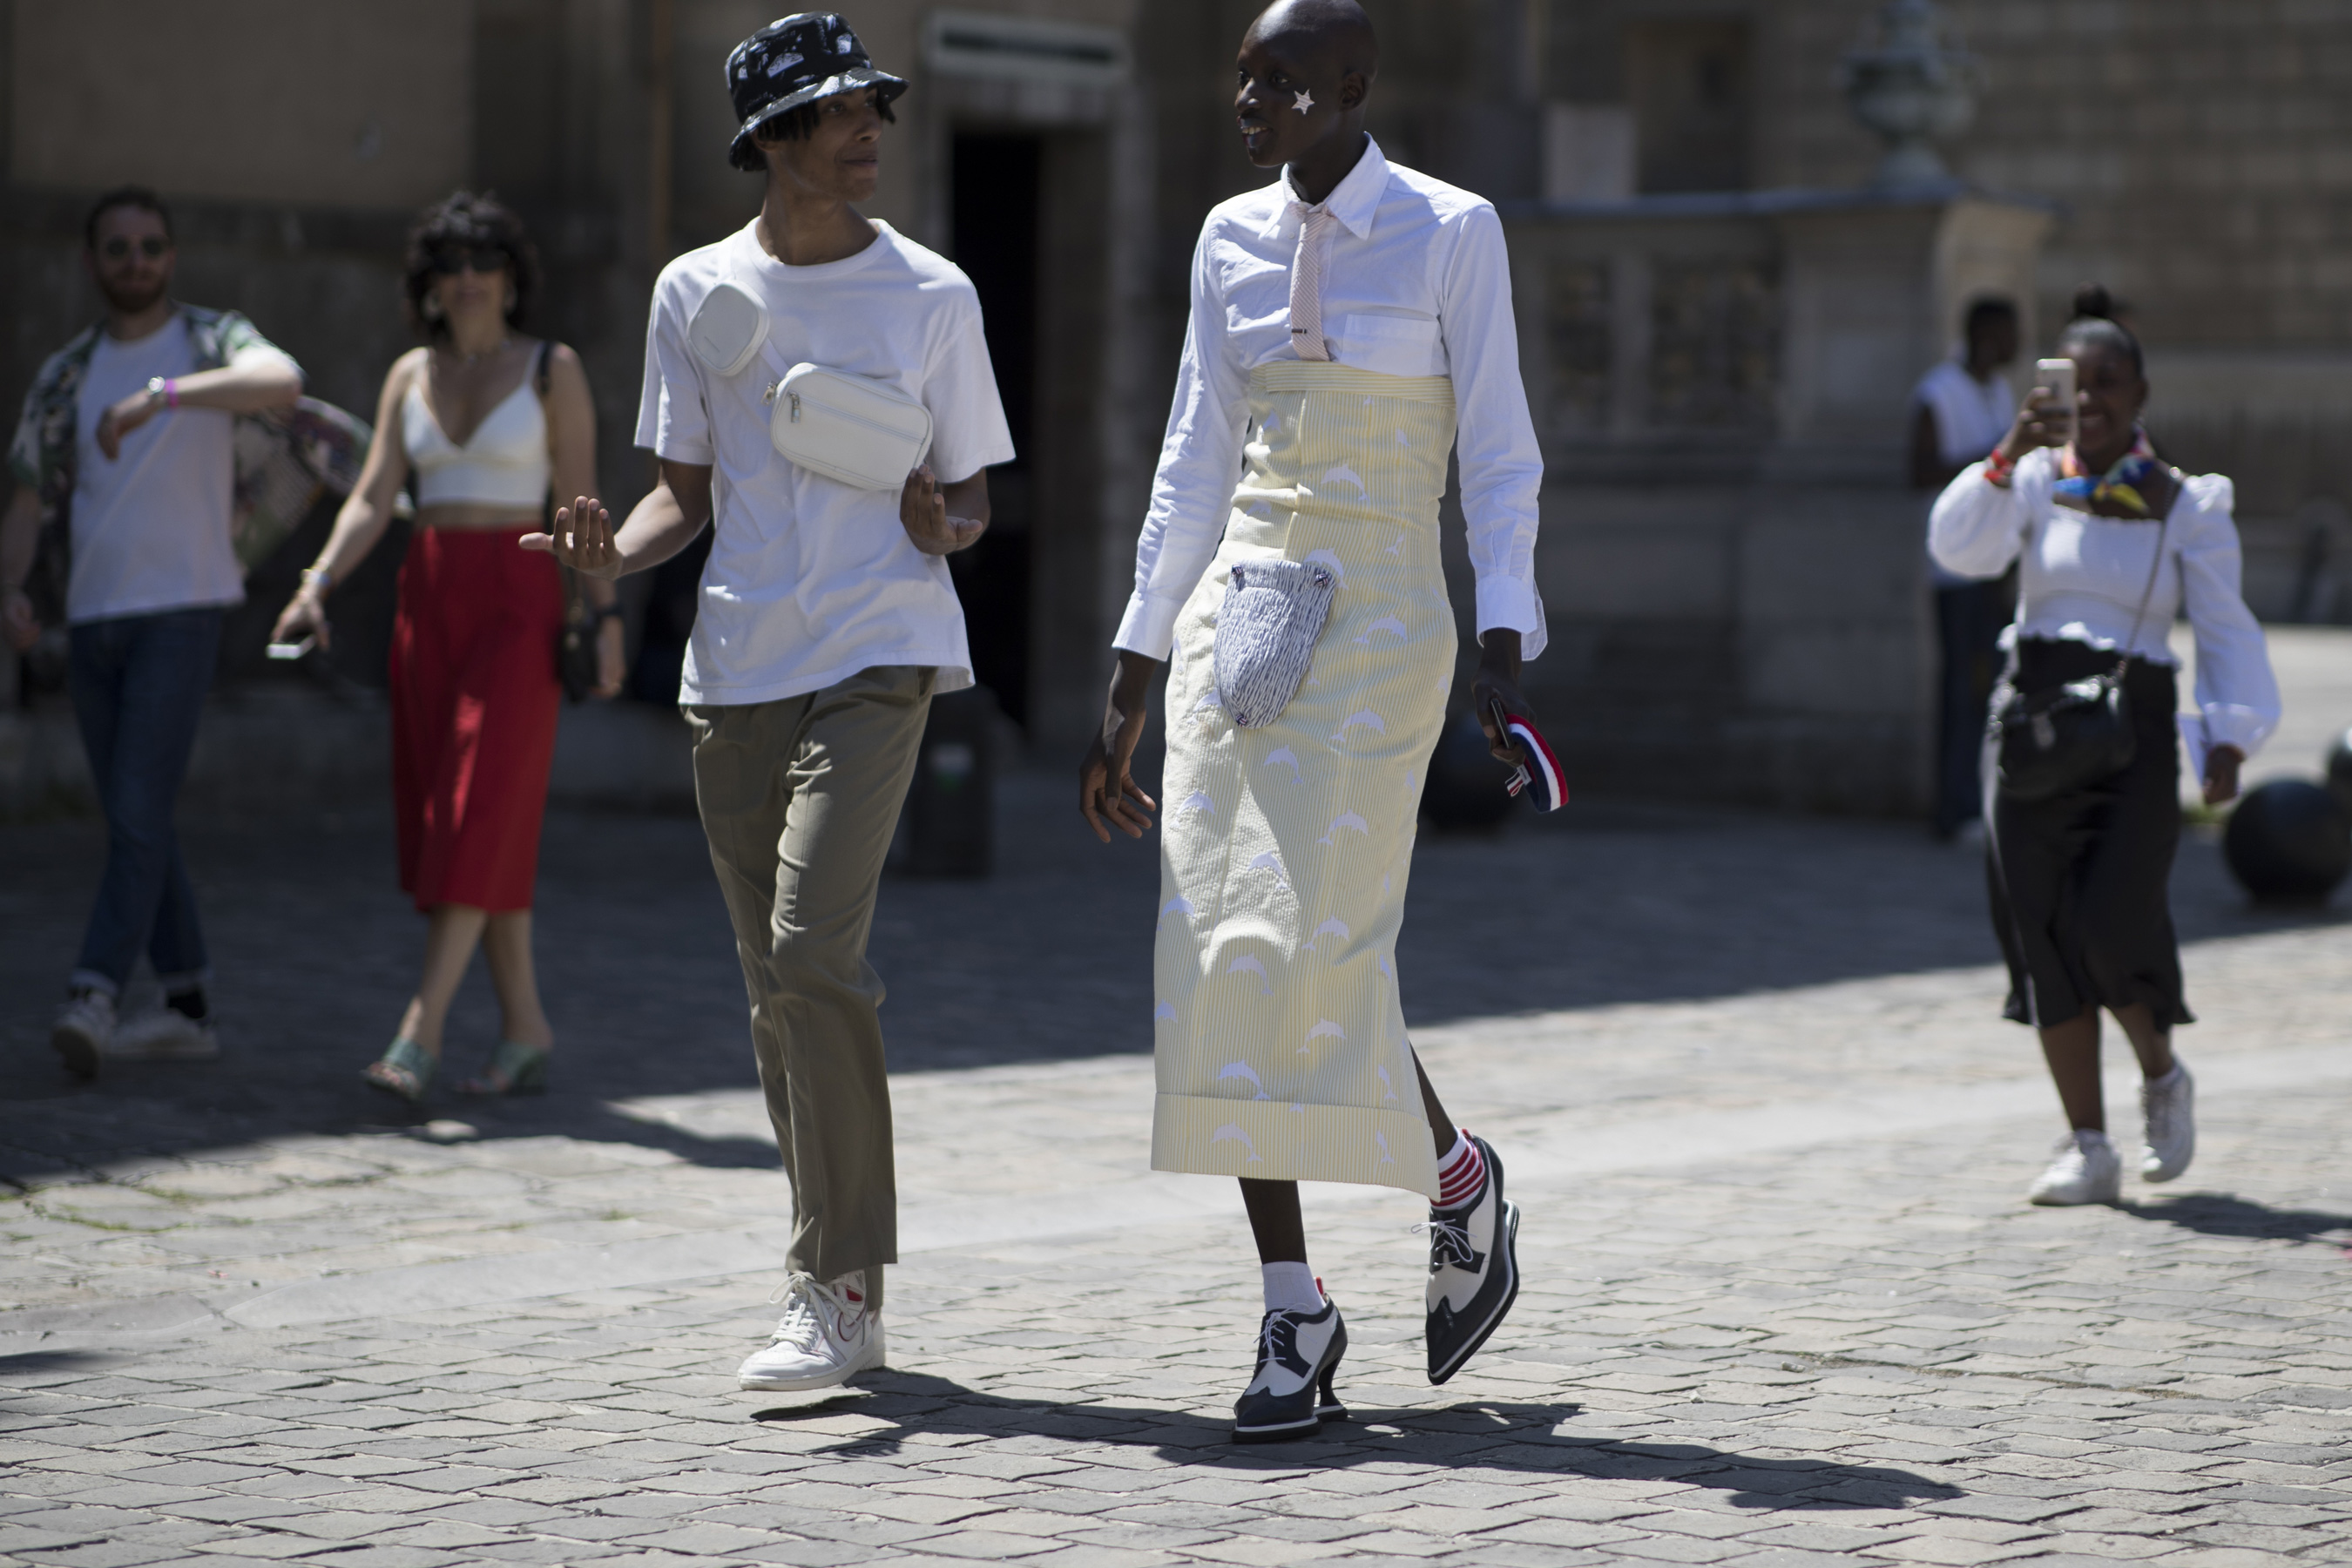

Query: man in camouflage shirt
[{"left": 1, "top": 186, "right": 306, "bottom": 1078}]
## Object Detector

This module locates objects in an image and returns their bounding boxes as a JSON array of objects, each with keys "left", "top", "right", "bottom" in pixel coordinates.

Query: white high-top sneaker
[
  {"left": 2027, "top": 1129, "right": 2123, "bottom": 1206},
  {"left": 2139, "top": 1061, "right": 2195, "bottom": 1182},
  {"left": 736, "top": 1272, "right": 884, "bottom": 1393}
]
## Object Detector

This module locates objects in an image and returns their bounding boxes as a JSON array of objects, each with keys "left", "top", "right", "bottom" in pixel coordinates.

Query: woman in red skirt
[{"left": 271, "top": 193, "right": 623, "bottom": 1101}]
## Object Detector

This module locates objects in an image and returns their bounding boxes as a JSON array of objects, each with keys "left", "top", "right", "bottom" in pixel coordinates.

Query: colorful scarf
[{"left": 2054, "top": 427, "right": 2160, "bottom": 516}]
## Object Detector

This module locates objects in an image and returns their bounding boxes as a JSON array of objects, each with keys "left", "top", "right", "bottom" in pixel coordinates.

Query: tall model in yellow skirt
[{"left": 1079, "top": 0, "right": 1551, "bottom": 1443}]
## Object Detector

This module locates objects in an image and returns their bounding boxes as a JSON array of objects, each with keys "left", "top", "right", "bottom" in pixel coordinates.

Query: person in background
[
  {"left": 270, "top": 193, "right": 623, "bottom": 1104},
  {"left": 1, "top": 186, "right": 303, "bottom": 1078},
  {"left": 1911, "top": 295, "right": 2020, "bottom": 841},
  {"left": 535, "top": 14, "right": 1011, "bottom": 1396},
  {"left": 1930, "top": 284, "right": 2279, "bottom": 1208}
]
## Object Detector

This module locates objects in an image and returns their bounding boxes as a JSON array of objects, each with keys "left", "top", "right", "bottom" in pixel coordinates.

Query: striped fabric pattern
[
  {"left": 1151, "top": 362, "right": 1458, "bottom": 1201},
  {"left": 1213, "top": 558, "right": 1337, "bottom": 727}
]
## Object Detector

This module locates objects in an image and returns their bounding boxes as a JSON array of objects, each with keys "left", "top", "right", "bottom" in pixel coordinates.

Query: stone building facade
[{"left": 3, "top": 0, "right": 2349, "bottom": 814}]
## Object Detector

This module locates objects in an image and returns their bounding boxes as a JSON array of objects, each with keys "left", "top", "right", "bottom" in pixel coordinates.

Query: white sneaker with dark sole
[
  {"left": 736, "top": 1272, "right": 884, "bottom": 1393},
  {"left": 2027, "top": 1129, "right": 2122, "bottom": 1206},
  {"left": 51, "top": 990, "right": 115, "bottom": 1081},
  {"left": 2139, "top": 1062, "right": 2194, "bottom": 1183}
]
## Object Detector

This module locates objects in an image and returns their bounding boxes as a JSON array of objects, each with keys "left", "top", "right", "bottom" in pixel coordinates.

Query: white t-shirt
[
  {"left": 636, "top": 220, "right": 1016, "bottom": 706},
  {"left": 70, "top": 317, "right": 288, "bottom": 624}
]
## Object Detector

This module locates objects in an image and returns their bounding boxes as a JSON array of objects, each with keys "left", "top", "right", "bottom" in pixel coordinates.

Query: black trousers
[
  {"left": 1935, "top": 578, "right": 2011, "bottom": 835},
  {"left": 1984, "top": 639, "right": 2193, "bottom": 1030}
]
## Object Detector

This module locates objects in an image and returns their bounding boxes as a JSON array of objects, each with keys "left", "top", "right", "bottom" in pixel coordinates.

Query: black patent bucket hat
[{"left": 727, "top": 13, "right": 908, "bottom": 171}]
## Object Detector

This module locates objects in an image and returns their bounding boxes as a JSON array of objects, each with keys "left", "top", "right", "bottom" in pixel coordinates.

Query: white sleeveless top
[{"left": 402, "top": 370, "right": 551, "bottom": 510}]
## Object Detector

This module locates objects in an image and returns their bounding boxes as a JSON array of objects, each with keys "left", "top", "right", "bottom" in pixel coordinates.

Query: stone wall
[{"left": 1546, "top": 0, "right": 2352, "bottom": 618}]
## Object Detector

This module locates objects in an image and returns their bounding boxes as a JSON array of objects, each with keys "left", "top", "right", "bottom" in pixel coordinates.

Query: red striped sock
[{"left": 1436, "top": 1131, "right": 1485, "bottom": 1209}]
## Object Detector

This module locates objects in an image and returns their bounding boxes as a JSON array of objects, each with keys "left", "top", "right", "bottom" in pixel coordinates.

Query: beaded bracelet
[{"left": 1981, "top": 448, "right": 2017, "bottom": 489}]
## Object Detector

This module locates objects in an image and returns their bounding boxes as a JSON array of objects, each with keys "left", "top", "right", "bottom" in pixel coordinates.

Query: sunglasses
[
  {"left": 99, "top": 235, "right": 171, "bottom": 261},
  {"left": 428, "top": 246, "right": 510, "bottom": 276}
]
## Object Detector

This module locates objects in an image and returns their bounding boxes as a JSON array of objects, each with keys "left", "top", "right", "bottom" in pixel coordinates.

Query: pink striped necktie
[{"left": 1288, "top": 202, "right": 1333, "bottom": 362}]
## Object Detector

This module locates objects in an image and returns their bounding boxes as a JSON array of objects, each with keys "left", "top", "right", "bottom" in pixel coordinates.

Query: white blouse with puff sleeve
[{"left": 1929, "top": 447, "right": 2281, "bottom": 757}]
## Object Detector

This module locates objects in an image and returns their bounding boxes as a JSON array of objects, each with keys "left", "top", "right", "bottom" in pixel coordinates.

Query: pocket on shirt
[{"left": 1330, "top": 313, "right": 1443, "bottom": 377}]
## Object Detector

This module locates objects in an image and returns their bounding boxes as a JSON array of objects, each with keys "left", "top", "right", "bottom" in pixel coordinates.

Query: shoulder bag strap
[{"left": 2112, "top": 477, "right": 2180, "bottom": 674}]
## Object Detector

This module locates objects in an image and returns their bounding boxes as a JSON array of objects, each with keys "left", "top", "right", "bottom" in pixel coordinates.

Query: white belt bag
[
  {"left": 686, "top": 278, "right": 933, "bottom": 491},
  {"left": 770, "top": 363, "right": 933, "bottom": 492}
]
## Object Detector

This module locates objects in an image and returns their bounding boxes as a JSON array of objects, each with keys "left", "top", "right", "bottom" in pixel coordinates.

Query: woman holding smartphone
[
  {"left": 270, "top": 192, "right": 624, "bottom": 1103},
  {"left": 1930, "top": 284, "right": 2279, "bottom": 1206}
]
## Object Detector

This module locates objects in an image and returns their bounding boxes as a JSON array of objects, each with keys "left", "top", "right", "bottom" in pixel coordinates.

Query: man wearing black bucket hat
[{"left": 529, "top": 12, "right": 1013, "bottom": 1394}]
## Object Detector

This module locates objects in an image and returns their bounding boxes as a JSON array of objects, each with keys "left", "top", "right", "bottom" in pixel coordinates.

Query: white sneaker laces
[
  {"left": 765, "top": 1272, "right": 850, "bottom": 1353},
  {"left": 1411, "top": 1215, "right": 1477, "bottom": 1268}
]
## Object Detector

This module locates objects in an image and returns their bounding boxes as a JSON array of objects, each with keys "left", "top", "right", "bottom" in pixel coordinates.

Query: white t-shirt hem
[
  {"left": 66, "top": 591, "right": 244, "bottom": 628},
  {"left": 680, "top": 652, "right": 974, "bottom": 708}
]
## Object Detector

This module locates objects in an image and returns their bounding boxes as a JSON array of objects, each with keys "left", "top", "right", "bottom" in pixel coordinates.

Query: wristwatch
[{"left": 145, "top": 376, "right": 167, "bottom": 406}]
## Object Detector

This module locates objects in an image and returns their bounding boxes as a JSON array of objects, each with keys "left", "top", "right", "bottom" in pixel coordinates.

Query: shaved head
[
  {"left": 1233, "top": 0, "right": 1377, "bottom": 184},
  {"left": 1245, "top": 0, "right": 1378, "bottom": 81}
]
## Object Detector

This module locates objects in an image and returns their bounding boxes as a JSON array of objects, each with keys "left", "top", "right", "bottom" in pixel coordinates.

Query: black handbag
[{"left": 1990, "top": 502, "right": 2173, "bottom": 802}]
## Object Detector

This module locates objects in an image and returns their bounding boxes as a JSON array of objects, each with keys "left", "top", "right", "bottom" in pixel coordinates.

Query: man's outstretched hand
[
  {"left": 1080, "top": 651, "right": 1161, "bottom": 843},
  {"left": 522, "top": 495, "right": 625, "bottom": 579}
]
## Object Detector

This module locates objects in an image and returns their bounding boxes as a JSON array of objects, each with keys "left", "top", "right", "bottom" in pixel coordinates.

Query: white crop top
[{"left": 402, "top": 372, "right": 551, "bottom": 510}]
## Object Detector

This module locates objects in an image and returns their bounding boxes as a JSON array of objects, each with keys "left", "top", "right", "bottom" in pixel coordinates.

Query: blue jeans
[{"left": 67, "top": 606, "right": 224, "bottom": 997}]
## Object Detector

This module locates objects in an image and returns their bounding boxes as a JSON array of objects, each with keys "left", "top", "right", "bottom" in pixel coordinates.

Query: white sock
[{"left": 1260, "top": 1261, "right": 1321, "bottom": 1315}]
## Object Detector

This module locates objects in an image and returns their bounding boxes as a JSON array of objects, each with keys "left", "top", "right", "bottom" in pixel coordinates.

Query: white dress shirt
[
  {"left": 1114, "top": 138, "right": 1545, "bottom": 662},
  {"left": 1930, "top": 448, "right": 2281, "bottom": 756}
]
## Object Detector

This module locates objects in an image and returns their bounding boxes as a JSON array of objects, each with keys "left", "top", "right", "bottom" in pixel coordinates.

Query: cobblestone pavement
[{"left": 5, "top": 766, "right": 2351, "bottom": 1567}]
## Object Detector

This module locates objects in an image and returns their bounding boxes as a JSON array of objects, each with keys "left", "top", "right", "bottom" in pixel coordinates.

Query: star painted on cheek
[{"left": 1293, "top": 89, "right": 1315, "bottom": 114}]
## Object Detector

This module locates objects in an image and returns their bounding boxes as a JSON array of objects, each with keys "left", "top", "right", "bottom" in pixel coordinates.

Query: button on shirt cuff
[
  {"left": 1113, "top": 591, "right": 1183, "bottom": 662},
  {"left": 1474, "top": 577, "right": 1545, "bottom": 659}
]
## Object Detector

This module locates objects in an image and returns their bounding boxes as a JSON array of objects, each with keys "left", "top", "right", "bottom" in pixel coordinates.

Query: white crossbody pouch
[{"left": 685, "top": 275, "right": 934, "bottom": 491}]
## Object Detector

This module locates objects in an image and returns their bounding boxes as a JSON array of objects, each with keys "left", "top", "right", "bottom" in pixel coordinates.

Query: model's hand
[
  {"left": 900, "top": 465, "right": 985, "bottom": 556},
  {"left": 1, "top": 586, "right": 37, "bottom": 652},
  {"left": 1470, "top": 629, "right": 1533, "bottom": 765},
  {"left": 522, "top": 496, "right": 624, "bottom": 579},
  {"left": 271, "top": 589, "right": 332, "bottom": 652},
  {"left": 96, "top": 389, "right": 161, "bottom": 461},
  {"left": 2204, "top": 744, "right": 2244, "bottom": 807},
  {"left": 1079, "top": 651, "right": 1161, "bottom": 842},
  {"left": 1997, "top": 385, "right": 2073, "bottom": 463},
  {"left": 593, "top": 613, "right": 626, "bottom": 700}
]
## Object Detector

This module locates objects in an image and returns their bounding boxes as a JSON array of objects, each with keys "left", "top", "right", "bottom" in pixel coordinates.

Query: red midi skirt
[{"left": 389, "top": 526, "right": 564, "bottom": 913}]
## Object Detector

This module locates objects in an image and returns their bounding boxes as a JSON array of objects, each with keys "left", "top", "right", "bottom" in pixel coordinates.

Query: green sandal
[
  {"left": 461, "top": 1040, "right": 550, "bottom": 1097},
  {"left": 364, "top": 1037, "right": 436, "bottom": 1105}
]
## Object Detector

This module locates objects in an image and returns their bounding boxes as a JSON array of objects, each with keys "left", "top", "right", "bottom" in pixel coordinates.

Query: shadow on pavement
[
  {"left": 2121, "top": 1193, "right": 2352, "bottom": 1247},
  {"left": 3, "top": 763, "right": 2344, "bottom": 1177},
  {"left": 753, "top": 1375, "right": 1962, "bottom": 1506}
]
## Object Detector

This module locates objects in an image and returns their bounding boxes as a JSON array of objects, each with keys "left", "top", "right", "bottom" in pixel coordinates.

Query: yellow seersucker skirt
[{"left": 1151, "top": 361, "right": 1457, "bottom": 1201}]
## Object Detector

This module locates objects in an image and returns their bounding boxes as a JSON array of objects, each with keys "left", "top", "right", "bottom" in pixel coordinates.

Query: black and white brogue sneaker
[
  {"left": 1231, "top": 1293, "right": 1348, "bottom": 1443},
  {"left": 1423, "top": 1134, "right": 1521, "bottom": 1384}
]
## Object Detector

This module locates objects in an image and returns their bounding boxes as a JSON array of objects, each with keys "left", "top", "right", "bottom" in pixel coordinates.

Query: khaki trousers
[{"left": 686, "top": 666, "right": 936, "bottom": 1308}]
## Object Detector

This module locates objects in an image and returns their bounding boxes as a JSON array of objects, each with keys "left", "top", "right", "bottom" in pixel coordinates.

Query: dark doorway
[{"left": 948, "top": 132, "right": 1041, "bottom": 730}]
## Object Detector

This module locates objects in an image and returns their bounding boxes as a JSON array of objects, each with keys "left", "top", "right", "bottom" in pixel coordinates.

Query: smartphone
[
  {"left": 265, "top": 635, "right": 316, "bottom": 660},
  {"left": 2035, "top": 357, "right": 2078, "bottom": 446}
]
